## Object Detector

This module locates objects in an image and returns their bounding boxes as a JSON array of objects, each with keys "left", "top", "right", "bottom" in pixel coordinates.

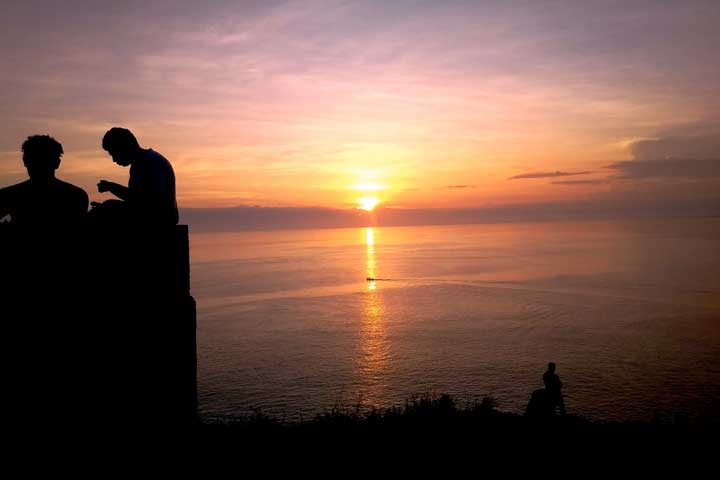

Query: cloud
[
  {"left": 607, "top": 158, "right": 720, "bottom": 179},
  {"left": 182, "top": 191, "right": 720, "bottom": 232},
  {"left": 611, "top": 126, "right": 720, "bottom": 179},
  {"left": 508, "top": 171, "right": 591, "bottom": 180},
  {"left": 630, "top": 133, "right": 720, "bottom": 162},
  {"left": 443, "top": 185, "right": 476, "bottom": 189},
  {"left": 551, "top": 179, "right": 610, "bottom": 185}
]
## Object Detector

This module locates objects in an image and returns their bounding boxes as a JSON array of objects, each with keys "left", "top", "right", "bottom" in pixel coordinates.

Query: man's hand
[
  {"left": 97, "top": 180, "right": 121, "bottom": 193},
  {"left": 97, "top": 180, "right": 129, "bottom": 200}
]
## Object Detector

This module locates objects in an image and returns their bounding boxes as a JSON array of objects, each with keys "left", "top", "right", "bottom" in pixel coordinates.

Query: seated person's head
[
  {"left": 102, "top": 127, "right": 141, "bottom": 166},
  {"left": 548, "top": 362, "right": 556, "bottom": 372},
  {"left": 22, "top": 135, "right": 63, "bottom": 180}
]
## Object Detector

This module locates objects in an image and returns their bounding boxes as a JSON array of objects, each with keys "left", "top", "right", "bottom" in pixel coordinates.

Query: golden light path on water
[{"left": 359, "top": 227, "right": 389, "bottom": 406}]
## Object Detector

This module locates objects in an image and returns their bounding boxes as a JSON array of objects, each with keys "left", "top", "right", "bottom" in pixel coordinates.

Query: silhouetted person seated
[
  {"left": 0, "top": 135, "right": 88, "bottom": 228},
  {"left": 0, "top": 136, "right": 91, "bottom": 431},
  {"left": 543, "top": 362, "right": 566, "bottom": 415},
  {"left": 90, "top": 127, "right": 178, "bottom": 226}
]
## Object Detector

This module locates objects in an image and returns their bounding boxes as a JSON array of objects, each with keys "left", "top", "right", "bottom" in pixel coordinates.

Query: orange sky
[{"left": 1, "top": 1, "right": 719, "bottom": 215}]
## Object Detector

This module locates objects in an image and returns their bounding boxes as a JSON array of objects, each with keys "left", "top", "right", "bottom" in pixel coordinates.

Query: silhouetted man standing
[
  {"left": 94, "top": 127, "right": 178, "bottom": 226},
  {"left": 543, "top": 362, "right": 566, "bottom": 415},
  {"left": 0, "top": 135, "right": 88, "bottom": 226}
]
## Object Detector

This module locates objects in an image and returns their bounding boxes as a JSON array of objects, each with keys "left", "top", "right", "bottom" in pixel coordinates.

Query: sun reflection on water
[
  {"left": 366, "top": 227, "right": 376, "bottom": 290},
  {"left": 358, "top": 227, "right": 389, "bottom": 406}
]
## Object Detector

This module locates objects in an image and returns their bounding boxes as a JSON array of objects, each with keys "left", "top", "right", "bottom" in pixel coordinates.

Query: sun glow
[
  {"left": 353, "top": 182, "right": 385, "bottom": 191},
  {"left": 358, "top": 196, "right": 380, "bottom": 211}
]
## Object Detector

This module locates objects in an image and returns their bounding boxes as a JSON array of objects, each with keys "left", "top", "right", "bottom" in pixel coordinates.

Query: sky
[{"left": 1, "top": 0, "right": 719, "bottom": 226}]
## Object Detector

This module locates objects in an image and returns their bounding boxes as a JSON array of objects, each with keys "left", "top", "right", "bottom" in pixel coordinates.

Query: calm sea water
[{"left": 190, "top": 218, "right": 720, "bottom": 422}]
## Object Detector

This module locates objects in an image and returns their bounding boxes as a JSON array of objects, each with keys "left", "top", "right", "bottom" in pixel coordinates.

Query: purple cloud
[
  {"left": 607, "top": 158, "right": 720, "bottom": 179},
  {"left": 611, "top": 127, "right": 720, "bottom": 179}
]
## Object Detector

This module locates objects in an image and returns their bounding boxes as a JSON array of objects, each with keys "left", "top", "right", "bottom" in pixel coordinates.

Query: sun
[{"left": 358, "top": 196, "right": 380, "bottom": 211}]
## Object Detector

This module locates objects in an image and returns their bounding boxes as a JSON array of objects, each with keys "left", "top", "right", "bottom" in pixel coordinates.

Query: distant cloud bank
[
  {"left": 607, "top": 158, "right": 720, "bottom": 179},
  {"left": 182, "top": 197, "right": 720, "bottom": 232},
  {"left": 608, "top": 127, "right": 720, "bottom": 179}
]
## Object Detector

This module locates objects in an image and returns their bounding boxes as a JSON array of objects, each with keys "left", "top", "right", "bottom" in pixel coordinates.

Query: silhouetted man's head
[
  {"left": 102, "top": 127, "right": 141, "bottom": 167},
  {"left": 22, "top": 135, "right": 63, "bottom": 180},
  {"left": 548, "top": 362, "right": 556, "bottom": 372}
]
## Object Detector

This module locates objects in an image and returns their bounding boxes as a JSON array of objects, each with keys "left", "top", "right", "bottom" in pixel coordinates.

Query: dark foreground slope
[{"left": 197, "top": 393, "right": 718, "bottom": 448}]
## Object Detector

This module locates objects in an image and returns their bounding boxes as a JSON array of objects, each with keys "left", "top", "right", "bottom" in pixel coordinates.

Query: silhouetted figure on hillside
[
  {"left": 543, "top": 362, "right": 566, "bottom": 415},
  {"left": 0, "top": 135, "right": 88, "bottom": 227},
  {"left": 90, "top": 127, "right": 178, "bottom": 226}
]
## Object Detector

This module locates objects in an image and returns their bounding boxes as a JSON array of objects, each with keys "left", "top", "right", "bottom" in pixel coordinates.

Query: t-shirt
[
  {"left": 128, "top": 149, "right": 179, "bottom": 225},
  {"left": 0, "top": 178, "right": 88, "bottom": 227}
]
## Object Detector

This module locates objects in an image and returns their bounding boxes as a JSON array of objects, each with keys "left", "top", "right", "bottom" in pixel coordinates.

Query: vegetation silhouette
[{"left": 199, "top": 392, "right": 715, "bottom": 449}]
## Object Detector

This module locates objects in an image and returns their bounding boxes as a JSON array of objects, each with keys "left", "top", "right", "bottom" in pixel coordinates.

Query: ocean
[{"left": 190, "top": 218, "right": 720, "bottom": 422}]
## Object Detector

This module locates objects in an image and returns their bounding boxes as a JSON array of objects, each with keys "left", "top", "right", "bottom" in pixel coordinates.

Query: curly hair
[{"left": 21, "top": 134, "right": 64, "bottom": 159}]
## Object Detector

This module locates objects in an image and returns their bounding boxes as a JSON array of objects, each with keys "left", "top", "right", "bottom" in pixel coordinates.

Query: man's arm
[{"left": 98, "top": 180, "right": 130, "bottom": 201}]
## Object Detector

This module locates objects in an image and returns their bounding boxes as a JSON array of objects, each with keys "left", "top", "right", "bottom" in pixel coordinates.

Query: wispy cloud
[
  {"left": 509, "top": 171, "right": 591, "bottom": 180},
  {"left": 551, "top": 179, "right": 610, "bottom": 185}
]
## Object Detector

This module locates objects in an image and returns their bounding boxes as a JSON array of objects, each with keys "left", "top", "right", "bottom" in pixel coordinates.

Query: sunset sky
[{"left": 1, "top": 0, "right": 719, "bottom": 223}]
